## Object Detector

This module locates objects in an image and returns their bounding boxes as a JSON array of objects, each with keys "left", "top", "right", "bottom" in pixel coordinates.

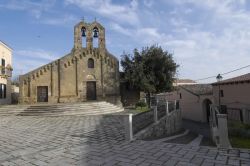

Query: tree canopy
[{"left": 121, "top": 45, "right": 178, "bottom": 94}]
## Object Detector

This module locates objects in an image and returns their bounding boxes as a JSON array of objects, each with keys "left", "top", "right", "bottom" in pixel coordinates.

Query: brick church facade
[{"left": 19, "top": 20, "right": 120, "bottom": 105}]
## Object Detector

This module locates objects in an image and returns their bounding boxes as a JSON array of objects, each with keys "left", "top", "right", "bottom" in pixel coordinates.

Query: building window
[
  {"left": 88, "top": 58, "right": 94, "bottom": 68},
  {"left": 220, "top": 90, "right": 224, "bottom": 97},
  {"left": 0, "top": 84, "right": 6, "bottom": 99},
  {"left": 179, "top": 93, "right": 182, "bottom": 99},
  {"left": 1, "top": 58, "right": 5, "bottom": 75}
]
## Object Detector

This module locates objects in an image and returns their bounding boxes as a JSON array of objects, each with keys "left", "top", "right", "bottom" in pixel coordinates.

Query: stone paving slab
[{"left": 0, "top": 114, "right": 249, "bottom": 166}]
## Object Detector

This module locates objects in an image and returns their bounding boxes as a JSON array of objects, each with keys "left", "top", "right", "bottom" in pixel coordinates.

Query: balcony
[{"left": 0, "top": 64, "right": 13, "bottom": 78}]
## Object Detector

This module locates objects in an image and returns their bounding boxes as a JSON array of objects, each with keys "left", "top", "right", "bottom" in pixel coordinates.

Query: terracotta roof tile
[
  {"left": 212, "top": 73, "right": 250, "bottom": 85},
  {"left": 180, "top": 84, "right": 213, "bottom": 96}
]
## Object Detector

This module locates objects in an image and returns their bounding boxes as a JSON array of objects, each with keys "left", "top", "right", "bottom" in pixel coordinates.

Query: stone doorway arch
[{"left": 86, "top": 74, "right": 96, "bottom": 100}]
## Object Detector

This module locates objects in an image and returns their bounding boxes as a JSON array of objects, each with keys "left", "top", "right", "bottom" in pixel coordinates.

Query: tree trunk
[{"left": 146, "top": 92, "right": 151, "bottom": 108}]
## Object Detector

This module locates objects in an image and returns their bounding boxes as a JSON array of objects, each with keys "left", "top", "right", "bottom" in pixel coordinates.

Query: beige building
[
  {"left": 212, "top": 73, "right": 250, "bottom": 122},
  {"left": 19, "top": 20, "right": 120, "bottom": 105},
  {"left": 165, "top": 83, "right": 213, "bottom": 123},
  {"left": 167, "top": 74, "right": 250, "bottom": 123},
  {"left": 0, "top": 41, "right": 12, "bottom": 104}
]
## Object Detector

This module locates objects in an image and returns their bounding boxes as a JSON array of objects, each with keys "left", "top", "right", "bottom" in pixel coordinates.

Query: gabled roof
[
  {"left": 0, "top": 40, "right": 12, "bottom": 51},
  {"left": 212, "top": 73, "right": 250, "bottom": 86},
  {"left": 180, "top": 84, "right": 213, "bottom": 96}
]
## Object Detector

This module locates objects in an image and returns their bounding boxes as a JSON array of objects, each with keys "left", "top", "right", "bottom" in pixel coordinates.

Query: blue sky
[{"left": 1, "top": 0, "right": 250, "bottom": 83}]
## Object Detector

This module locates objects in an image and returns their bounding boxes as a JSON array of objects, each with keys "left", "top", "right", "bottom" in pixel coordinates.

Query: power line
[
  {"left": 195, "top": 64, "right": 250, "bottom": 81},
  {"left": 221, "top": 64, "right": 250, "bottom": 75}
]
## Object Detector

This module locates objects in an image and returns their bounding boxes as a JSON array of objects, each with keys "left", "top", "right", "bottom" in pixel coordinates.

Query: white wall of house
[
  {"left": 213, "top": 83, "right": 250, "bottom": 108},
  {"left": 0, "top": 41, "right": 12, "bottom": 104},
  {"left": 180, "top": 89, "right": 213, "bottom": 122},
  {"left": 166, "top": 89, "right": 214, "bottom": 123}
]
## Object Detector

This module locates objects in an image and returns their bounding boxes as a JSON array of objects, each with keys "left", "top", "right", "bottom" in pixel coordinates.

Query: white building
[{"left": 0, "top": 40, "right": 12, "bottom": 104}]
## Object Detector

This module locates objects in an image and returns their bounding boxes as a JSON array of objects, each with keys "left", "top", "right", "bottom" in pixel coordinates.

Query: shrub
[{"left": 136, "top": 100, "right": 147, "bottom": 109}]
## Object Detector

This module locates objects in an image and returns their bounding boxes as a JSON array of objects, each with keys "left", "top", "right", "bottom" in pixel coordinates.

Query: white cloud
[
  {"left": 0, "top": 0, "right": 56, "bottom": 19},
  {"left": 110, "top": 22, "right": 164, "bottom": 44},
  {"left": 15, "top": 49, "right": 59, "bottom": 61},
  {"left": 143, "top": 0, "right": 154, "bottom": 8},
  {"left": 40, "top": 14, "right": 78, "bottom": 25},
  {"left": 64, "top": 0, "right": 140, "bottom": 26},
  {"left": 13, "top": 49, "right": 60, "bottom": 76}
]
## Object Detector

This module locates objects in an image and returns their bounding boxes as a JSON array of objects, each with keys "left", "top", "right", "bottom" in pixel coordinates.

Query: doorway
[
  {"left": 203, "top": 99, "right": 212, "bottom": 123},
  {"left": 37, "top": 86, "right": 48, "bottom": 102},
  {"left": 86, "top": 81, "right": 96, "bottom": 100}
]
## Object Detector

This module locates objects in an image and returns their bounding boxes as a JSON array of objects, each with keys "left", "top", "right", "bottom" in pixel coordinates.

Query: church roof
[{"left": 180, "top": 84, "right": 213, "bottom": 96}]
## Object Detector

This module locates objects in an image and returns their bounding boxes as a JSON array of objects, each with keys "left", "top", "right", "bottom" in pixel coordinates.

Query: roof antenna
[
  {"left": 94, "top": 17, "right": 97, "bottom": 22},
  {"left": 81, "top": 16, "right": 85, "bottom": 22}
]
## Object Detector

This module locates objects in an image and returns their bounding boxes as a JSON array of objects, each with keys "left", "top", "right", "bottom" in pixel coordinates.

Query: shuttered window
[
  {"left": 1, "top": 59, "right": 5, "bottom": 75},
  {"left": 0, "top": 84, "right": 6, "bottom": 99}
]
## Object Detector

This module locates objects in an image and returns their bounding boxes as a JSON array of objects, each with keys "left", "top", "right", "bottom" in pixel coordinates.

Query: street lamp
[{"left": 216, "top": 74, "right": 223, "bottom": 112}]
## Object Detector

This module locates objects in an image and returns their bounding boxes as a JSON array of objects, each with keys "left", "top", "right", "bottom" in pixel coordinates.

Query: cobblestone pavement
[{"left": 0, "top": 115, "right": 250, "bottom": 166}]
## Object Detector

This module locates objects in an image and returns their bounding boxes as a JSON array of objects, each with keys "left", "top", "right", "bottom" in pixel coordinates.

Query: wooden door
[
  {"left": 37, "top": 86, "right": 48, "bottom": 102},
  {"left": 86, "top": 82, "right": 96, "bottom": 100}
]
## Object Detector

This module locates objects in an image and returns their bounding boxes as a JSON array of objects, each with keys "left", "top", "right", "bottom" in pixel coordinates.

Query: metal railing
[
  {"left": 0, "top": 65, "right": 12, "bottom": 78},
  {"left": 124, "top": 97, "right": 180, "bottom": 140}
]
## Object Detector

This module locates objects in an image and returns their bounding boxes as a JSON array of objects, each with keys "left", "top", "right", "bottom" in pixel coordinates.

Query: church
[{"left": 19, "top": 20, "right": 120, "bottom": 105}]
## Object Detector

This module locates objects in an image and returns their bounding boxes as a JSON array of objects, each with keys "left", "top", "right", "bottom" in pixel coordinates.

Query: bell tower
[{"left": 73, "top": 20, "right": 106, "bottom": 50}]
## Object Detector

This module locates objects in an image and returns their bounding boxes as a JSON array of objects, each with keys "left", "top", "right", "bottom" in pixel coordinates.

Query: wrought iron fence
[
  {"left": 168, "top": 102, "right": 175, "bottom": 113},
  {"left": 130, "top": 95, "right": 180, "bottom": 136},
  {"left": 132, "top": 109, "right": 154, "bottom": 134},
  {"left": 157, "top": 104, "right": 166, "bottom": 119},
  {"left": 176, "top": 100, "right": 180, "bottom": 110},
  {"left": 150, "top": 96, "right": 157, "bottom": 107}
]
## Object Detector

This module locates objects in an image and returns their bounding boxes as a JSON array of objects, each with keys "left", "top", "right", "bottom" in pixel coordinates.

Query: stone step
[
  {"left": 0, "top": 101, "right": 110, "bottom": 108},
  {"left": 25, "top": 104, "right": 118, "bottom": 109},
  {"left": 0, "top": 105, "right": 121, "bottom": 112},
  {"left": 0, "top": 101, "right": 123, "bottom": 116},
  {"left": 17, "top": 111, "right": 123, "bottom": 117},
  {"left": 19, "top": 108, "right": 121, "bottom": 113},
  {"left": 16, "top": 109, "right": 124, "bottom": 116}
]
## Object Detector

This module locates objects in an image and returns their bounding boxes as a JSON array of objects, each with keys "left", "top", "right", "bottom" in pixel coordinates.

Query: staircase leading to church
[{"left": 0, "top": 102, "right": 124, "bottom": 116}]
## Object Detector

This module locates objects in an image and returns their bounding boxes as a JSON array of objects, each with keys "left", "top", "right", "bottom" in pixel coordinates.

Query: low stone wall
[
  {"left": 134, "top": 110, "right": 182, "bottom": 140},
  {"left": 11, "top": 92, "right": 19, "bottom": 104},
  {"left": 105, "top": 95, "right": 122, "bottom": 106}
]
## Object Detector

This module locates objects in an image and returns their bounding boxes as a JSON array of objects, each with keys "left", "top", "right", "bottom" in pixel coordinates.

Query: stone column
[
  {"left": 153, "top": 106, "right": 158, "bottom": 123},
  {"left": 166, "top": 101, "right": 169, "bottom": 116},
  {"left": 124, "top": 114, "right": 133, "bottom": 141},
  {"left": 57, "top": 60, "right": 61, "bottom": 101},
  {"left": 75, "top": 57, "right": 78, "bottom": 96},
  {"left": 50, "top": 64, "right": 53, "bottom": 96},
  {"left": 217, "top": 114, "right": 231, "bottom": 148},
  {"left": 242, "top": 109, "right": 250, "bottom": 125}
]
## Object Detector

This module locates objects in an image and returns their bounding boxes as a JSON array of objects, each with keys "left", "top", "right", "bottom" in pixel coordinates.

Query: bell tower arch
[{"left": 73, "top": 20, "right": 106, "bottom": 50}]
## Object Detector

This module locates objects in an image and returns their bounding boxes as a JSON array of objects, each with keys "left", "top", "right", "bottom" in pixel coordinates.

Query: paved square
[{"left": 0, "top": 114, "right": 249, "bottom": 166}]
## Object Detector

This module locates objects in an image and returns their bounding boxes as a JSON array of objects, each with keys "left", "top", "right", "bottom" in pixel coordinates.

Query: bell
[
  {"left": 93, "top": 29, "right": 98, "bottom": 38},
  {"left": 82, "top": 30, "right": 86, "bottom": 37},
  {"left": 81, "top": 27, "right": 86, "bottom": 37}
]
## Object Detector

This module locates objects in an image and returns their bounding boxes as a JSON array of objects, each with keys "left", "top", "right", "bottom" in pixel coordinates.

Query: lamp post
[{"left": 216, "top": 74, "right": 223, "bottom": 112}]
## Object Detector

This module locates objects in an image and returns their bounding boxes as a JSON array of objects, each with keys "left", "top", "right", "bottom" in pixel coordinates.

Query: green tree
[{"left": 121, "top": 45, "right": 178, "bottom": 105}]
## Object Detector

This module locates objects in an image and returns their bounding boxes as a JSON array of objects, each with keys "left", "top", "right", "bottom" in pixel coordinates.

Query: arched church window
[
  {"left": 81, "top": 27, "right": 86, "bottom": 47},
  {"left": 93, "top": 27, "right": 99, "bottom": 48},
  {"left": 88, "top": 58, "right": 94, "bottom": 68}
]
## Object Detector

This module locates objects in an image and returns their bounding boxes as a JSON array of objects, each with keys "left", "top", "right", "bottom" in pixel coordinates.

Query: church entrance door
[
  {"left": 37, "top": 86, "right": 48, "bottom": 102},
  {"left": 86, "top": 81, "right": 96, "bottom": 100}
]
